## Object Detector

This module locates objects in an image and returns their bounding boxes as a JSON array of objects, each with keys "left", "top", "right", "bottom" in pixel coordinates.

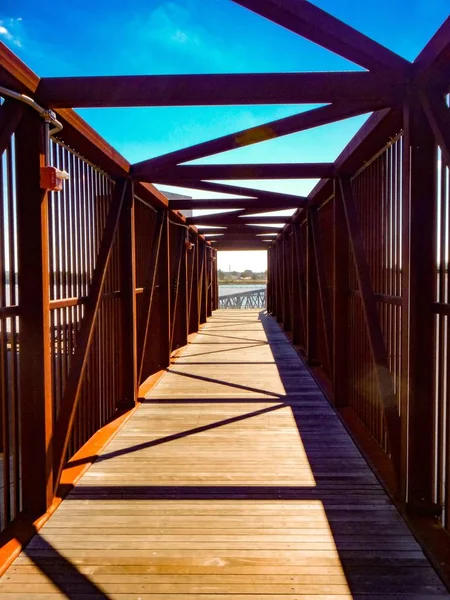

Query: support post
[
  {"left": 306, "top": 210, "right": 318, "bottom": 364},
  {"left": 136, "top": 210, "right": 164, "bottom": 384},
  {"left": 119, "top": 180, "right": 137, "bottom": 408},
  {"left": 198, "top": 241, "right": 207, "bottom": 324},
  {"left": 402, "top": 95, "right": 436, "bottom": 509},
  {"left": 333, "top": 182, "right": 349, "bottom": 407},
  {"left": 16, "top": 110, "right": 54, "bottom": 515},
  {"left": 188, "top": 236, "right": 199, "bottom": 333},
  {"left": 159, "top": 211, "right": 171, "bottom": 367},
  {"left": 282, "top": 235, "right": 291, "bottom": 331},
  {"left": 310, "top": 207, "right": 333, "bottom": 375},
  {"left": 292, "top": 222, "right": 307, "bottom": 348}
]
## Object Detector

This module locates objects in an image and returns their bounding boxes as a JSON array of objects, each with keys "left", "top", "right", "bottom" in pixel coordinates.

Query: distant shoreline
[{"left": 218, "top": 281, "right": 266, "bottom": 285}]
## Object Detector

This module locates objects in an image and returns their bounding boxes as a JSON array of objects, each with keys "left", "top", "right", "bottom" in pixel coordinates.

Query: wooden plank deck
[{"left": 0, "top": 309, "right": 448, "bottom": 598}]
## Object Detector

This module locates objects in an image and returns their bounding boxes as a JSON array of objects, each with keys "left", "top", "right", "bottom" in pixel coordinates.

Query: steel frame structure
[{"left": 0, "top": 0, "right": 450, "bottom": 580}]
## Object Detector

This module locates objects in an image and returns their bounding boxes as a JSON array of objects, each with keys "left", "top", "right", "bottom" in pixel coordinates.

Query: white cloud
[
  {"left": 0, "top": 18, "right": 23, "bottom": 47},
  {"left": 171, "top": 30, "right": 189, "bottom": 44}
]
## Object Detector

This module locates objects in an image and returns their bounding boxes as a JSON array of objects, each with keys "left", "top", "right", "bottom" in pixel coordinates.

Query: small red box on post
[{"left": 40, "top": 166, "right": 69, "bottom": 191}]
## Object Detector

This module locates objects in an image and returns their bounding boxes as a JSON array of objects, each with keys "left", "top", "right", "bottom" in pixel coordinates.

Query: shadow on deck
[{"left": 0, "top": 310, "right": 448, "bottom": 598}]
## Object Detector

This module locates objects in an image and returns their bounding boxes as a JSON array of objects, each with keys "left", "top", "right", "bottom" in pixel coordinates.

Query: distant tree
[
  {"left": 217, "top": 269, "right": 225, "bottom": 280},
  {"left": 242, "top": 269, "right": 253, "bottom": 278},
  {"left": 251, "top": 272, "right": 258, "bottom": 280},
  {"left": 231, "top": 271, "right": 238, "bottom": 276}
]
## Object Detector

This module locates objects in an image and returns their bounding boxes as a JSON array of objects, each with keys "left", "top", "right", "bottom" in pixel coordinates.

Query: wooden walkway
[{"left": 0, "top": 310, "right": 448, "bottom": 598}]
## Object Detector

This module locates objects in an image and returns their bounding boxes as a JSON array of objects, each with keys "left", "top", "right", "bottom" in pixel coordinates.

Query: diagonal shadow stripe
[
  {"left": 166, "top": 368, "right": 283, "bottom": 397},
  {"left": 61, "top": 402, "right": 285, "bottom": 472}
]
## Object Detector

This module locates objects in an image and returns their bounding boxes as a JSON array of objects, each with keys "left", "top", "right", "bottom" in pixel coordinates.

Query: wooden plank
[
  {"left": 133, "top": 100, "right": 391, "bottom": 172},
  {"left": 38, "top": 72, "right": 401, "bottom": 109},
  {"left": 15, "top": 109, "right": 53, "bottom": 516},
  {"left": 338, "top": 176, "right": 401, "bottom": 481},
  {"left": 231, "top": 0, "right": 410, "bottom": 73},
  {"left": 147, "top": 163, "right": 335, "bottom": 182},
  {"left": 52, "top": 179, "right": 128, "bottom": 491}
]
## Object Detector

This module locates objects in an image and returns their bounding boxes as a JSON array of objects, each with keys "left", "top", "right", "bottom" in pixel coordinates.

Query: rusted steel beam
[
  {"left": 308, "top": 108, "right": 402, "bottom": 209},
  {"left": 159, "top": 179, "right": 307, "bottom": 205},
  {"left": 16, "top": 110, "right": 53, "bottom": 516},
  {"left": 306, "top": 211, "right": 318, "bottom": 364},
  {"left": 292, "top": 223, "right": 307, "bottom": 347},
  {"left": 158, "top": 211, "right": 172, "bottom": 369},
  {"left": 53, "top": 179, "right": 128, "bottom": 491},
  {"left": 119, "top": 181, "right": 137, "bottom": 407},
  {"left": 146, "top": 163, "right": 335, "bottom": 182},
  {"left": 197, "top": 241, "right": 206, "bottom": 325},
  {"left": 339, "top": 176, "right": 401, "bottom": 481},
  {"left": 189, "top": 213, "right": 290, "bottom": 226},
  {"left": 38, "top": 72, "right": 400, "bottom": 109},
  {"left": 0, "top": 41, "right": 40, "bottom": 93},
  {"left": 188, "top": 235, "right": 200, "bottom": 334},
  {"left": 232, "top": 0, "right": 410, "bottom": 74},
  {"left": 169, "top": 198, "right": 303, "bottom": 211},
  {"left": 133, "top": 100, "right": 392, "bottom": 173},
  {"left": 137, "top": 210, "right": 164, "bottom": 385},
  {"left": 309, "top": 207, "right": 333, "bottom": 375},
  {"left": 213, "top": 242, "right": 269, "bottom": 251},
  {"left": 419, "top": 90, "right": 450, "bottom": 166},
  {"left": 206, "top": 247, "right": 213, "bottom": 318},
  {"left": 413, "top": 17, "right": 450, "bottom": 90},
  {"left": 401, "top": 97, "right": 436, "bottom": 509},
  {"left": 0, "top": 43, "right": 168, "bottom": 209},
  {"left": 333, "top": 183, "right": 349, "bottom": 408},
  {"left": 0, "top": 100, "right": 25, "bottom": 155},
  {"left": 206, "top": 230, "right": 279, "bottom": 238},
  {"left": 170, "top": 228, "right": 188, "bottom": 353},
  {"left": 282, "top": 235, "right": 291, "bottom": 330}
]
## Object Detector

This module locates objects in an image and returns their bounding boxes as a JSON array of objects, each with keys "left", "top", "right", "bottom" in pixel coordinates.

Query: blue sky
[{"left": 1, "top": 0, "right": 448, "bottom": 270}]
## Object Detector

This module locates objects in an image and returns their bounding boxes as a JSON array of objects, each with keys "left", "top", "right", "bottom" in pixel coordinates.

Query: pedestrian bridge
[{"left": 1, "top": 0, "right": 450, "bottom": 596}]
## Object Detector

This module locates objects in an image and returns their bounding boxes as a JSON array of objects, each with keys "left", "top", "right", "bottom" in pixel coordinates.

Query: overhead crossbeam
[
  {"left": 204, "top": 225, "right": 281, "bottom": 235},
  {"left": 414, "top": 17, "right": 450, "bottom": 89},
  {"left": 188, "top": 212, "right": 290, "bottom": 226},
  {"left": 148, "top": 163, "right": 335, "bottom": 182},
  {"left": 160, "top": 180, "right": 307, "bottom": 205},
  {"left": 37, "top": 72, "right": 401, "bottom": 109},
  {"left": 232, "top": 0, "right": 410, "bottom": 74},
  {"left": 132, "top": 99, "right": 392, "bottom": 173},
  {"left": 169, "top": 197, "right": 303, "bottom": 211}
]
